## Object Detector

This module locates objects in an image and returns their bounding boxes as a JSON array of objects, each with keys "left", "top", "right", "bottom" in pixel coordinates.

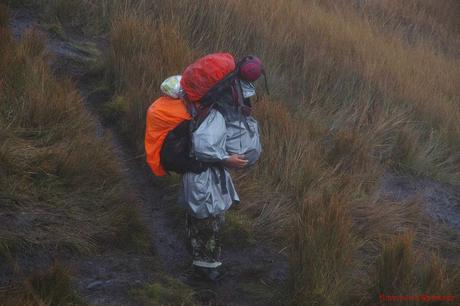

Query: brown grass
[
  {"left": 368, "top": 231, "right": 457, "bottom": 304},
  {"left": 6, "top": 0, "right": 460, "bottom": 304},
  {"left": 0, "top": 8, "right": 149, "bottom": 297},
  {"left": 0, "top": 263, "right": 82, "bottom": 305},
  {"left": 99, "top": 1, "right": 460, "bottom": 303},
  {"left": 107, "top": 14, "right": 194, "bottom": 149}
]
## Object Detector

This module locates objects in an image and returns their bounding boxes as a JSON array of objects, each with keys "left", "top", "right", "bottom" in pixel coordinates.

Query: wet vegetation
[
  {"left": 0, "top": 3, "right": 149, "bottom": 303},
  {"left": 1, "top": 264, "right": 83, "bottom": 306},
  {"left": 133, "top": 276, "right": 198, "bottom": 306},
  {"left": 1, "top": 0, "right": 460, "bottom": 305}
]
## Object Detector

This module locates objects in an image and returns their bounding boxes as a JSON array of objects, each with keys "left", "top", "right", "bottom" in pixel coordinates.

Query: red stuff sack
[{"left": 180, "top": 53, "right": 236, "bottom": 102}]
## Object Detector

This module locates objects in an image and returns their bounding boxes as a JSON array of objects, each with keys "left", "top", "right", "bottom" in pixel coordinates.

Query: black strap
[
  {"left": 262, "top": 69, "right": 270, "bottom": 95},
  {"left": 217, "top": 166, "right": 228, "bottom": 195}
]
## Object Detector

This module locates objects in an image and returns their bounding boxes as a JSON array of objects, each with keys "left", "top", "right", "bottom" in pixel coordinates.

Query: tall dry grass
[
  {"left": 0, "top": 7, "right": 149, "bottom": 299},
  {"left": 11, "top": 0, "right": 460, "bottom": 304},
  {"left": 1, "top": 264, "right": 82, "bottom": 305},
  {"left": 107, "top": 14, "right": 194, "bottom": 149},
  {"left": 98, "top": 0, "right": 460, "bottom": 303},
  {"left": 2, "top": 0, "right": 124, "bottom": 34},
  {"left": 160, "top": 0, "right": 460, "bottom": 183}
]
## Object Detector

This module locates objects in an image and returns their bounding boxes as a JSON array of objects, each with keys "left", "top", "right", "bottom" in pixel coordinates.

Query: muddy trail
[{"left": 8, "top": 8, "right": 288, "bottom": 306}]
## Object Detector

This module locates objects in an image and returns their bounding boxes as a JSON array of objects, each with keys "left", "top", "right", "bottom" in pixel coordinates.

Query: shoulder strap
[{"left": 191, "top": 103, "right": 215, "bottom": 132}]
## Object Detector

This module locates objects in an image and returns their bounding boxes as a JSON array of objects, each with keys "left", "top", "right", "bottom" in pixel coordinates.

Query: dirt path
[
  {"left": 9, "top": 8, "right": 288, "bottom": 306},
  {"left": 380, "top": 172, "right": 460, "bottom": 232}
]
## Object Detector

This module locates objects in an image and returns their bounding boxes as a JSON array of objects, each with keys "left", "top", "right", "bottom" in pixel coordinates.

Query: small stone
[{"left": 86, "top": 280, "right": 104, "bottom": 289}]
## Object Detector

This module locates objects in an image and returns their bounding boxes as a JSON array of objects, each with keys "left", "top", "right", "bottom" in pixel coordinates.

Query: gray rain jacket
[
  {"left": 219, "top": 101, "right": 262, "bottom": 167},
  {"left": 181, "top": 107, "right": 261, "bottom": 219}
]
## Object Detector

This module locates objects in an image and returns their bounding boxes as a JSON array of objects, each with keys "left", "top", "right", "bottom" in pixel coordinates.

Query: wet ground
[
  {"left": 8, "top": 8, "right": 288, "bottom": 306},
  {"left": 380, "top": 172, "right": 460, "bottom": 233}
]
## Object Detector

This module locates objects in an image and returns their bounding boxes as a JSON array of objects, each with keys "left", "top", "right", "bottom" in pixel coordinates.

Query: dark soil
[
  {"left": 380, "top": 172, "right": 460, "bottom": 233},
  {"left": 7, "top": 8, "right": 288, "bottom": 306}
]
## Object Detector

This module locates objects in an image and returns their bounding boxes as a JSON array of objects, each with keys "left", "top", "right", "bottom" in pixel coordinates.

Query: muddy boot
[{"left": 193, "top": 266, "right": 225, "bottom": 282}]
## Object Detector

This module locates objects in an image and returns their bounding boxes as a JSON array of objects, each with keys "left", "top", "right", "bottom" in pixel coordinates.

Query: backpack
[
  {"left": 145, "top": 96, "right": 192, "bottom": 176},
  {"left": 184, "top": 54, "right": 268, "bottom": 129},
  {"left": 145, "top": 53, "right": 266, "bottom": 176}
]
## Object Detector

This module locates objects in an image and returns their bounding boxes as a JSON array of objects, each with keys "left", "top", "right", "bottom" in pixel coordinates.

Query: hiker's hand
[{"left": 223, "top": 154, "right": 248, "bottom": 169}]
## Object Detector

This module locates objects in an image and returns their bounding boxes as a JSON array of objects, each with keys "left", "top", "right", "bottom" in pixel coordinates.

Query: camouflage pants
[{"left": 186, "top": 212, "right": 225, "bottom": 268}]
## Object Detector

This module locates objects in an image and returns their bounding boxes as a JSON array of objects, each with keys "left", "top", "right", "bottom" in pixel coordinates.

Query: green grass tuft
[
  {"left": 44, "top": 22, "right": 66, "bottom": 39},
  {"left": 238, "top": 279, "right": 279, "bottom": 305},
  {"left": 373, "top": 232, "right": 416, "bottom": 295},
  {"left": 221, "top": 211, "right": 255, "bottom": 247},
  {"left": 110, "top": 205, "right": 151, "bottom": 252},
  {"left": 28, "top": 264, "right": 83, "bottom": 306},
  {"left": 103, "top": 95, "right": 128, "bottom": 123},
  {"left": 132, "top": 276, "right": 197, "bottom": 306},
  {"left": 0, "top": 264, "right": 84, "bottom": 306},
  {"left": 0, "top": 3, "right": 8, "bottom": 27}
]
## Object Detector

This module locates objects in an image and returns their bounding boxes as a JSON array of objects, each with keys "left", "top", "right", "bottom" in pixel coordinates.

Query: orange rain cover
[{"left": 145, "top": 96, "right": 192, "bottom": 176}]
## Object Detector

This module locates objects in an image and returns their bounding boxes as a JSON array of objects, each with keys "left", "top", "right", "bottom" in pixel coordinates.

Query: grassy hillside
[
  {"left": 2, "top": 0, "right": 460, "bottom": 305},
  {"left": 0, "top": 4, "right": 149, "bottom": 304},
  {"left": 105, "top": 1, "right": 460, "bottom": 304}
]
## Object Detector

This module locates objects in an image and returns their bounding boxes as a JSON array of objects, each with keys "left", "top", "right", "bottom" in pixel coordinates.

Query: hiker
[{"left": 145, "top": 53, "right": 264, "bottom": 281}]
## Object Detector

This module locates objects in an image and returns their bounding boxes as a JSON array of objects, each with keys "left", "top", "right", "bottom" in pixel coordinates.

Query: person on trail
[{"left": 145, "top": 53, "right": 265, "bottom": 282}]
